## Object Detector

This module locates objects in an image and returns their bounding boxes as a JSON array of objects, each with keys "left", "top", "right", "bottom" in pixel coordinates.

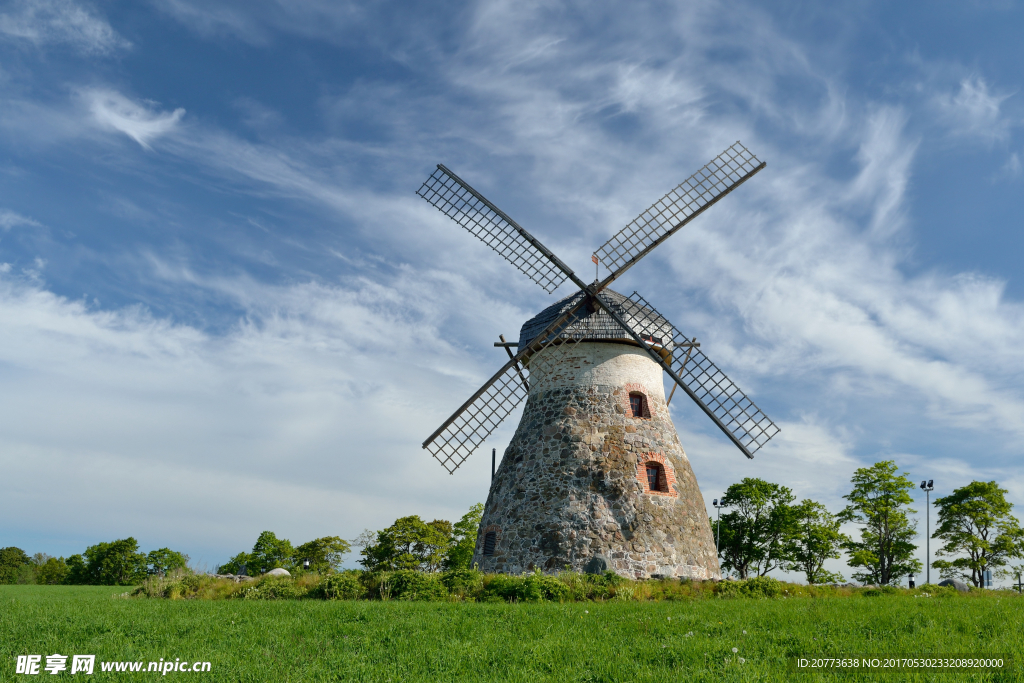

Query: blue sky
[{"left": 1, "top": 0, "right": 1023, "bottom": 580}]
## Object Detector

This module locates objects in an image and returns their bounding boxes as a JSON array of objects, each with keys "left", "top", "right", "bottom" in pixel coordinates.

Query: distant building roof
[{"left": 517, "top": 288, "right": 674, "bottom": 355}]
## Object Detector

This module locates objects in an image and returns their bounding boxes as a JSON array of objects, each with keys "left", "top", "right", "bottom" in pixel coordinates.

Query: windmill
[{"left": 416, "top": 142, "right": 779, "bottom": 579}]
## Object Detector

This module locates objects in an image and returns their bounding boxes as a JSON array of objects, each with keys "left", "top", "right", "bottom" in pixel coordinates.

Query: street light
[
  {"left": 920, "top": 480, "right": 934, "bottom": 584},
  {"left": 712, "top": 498, "right": 726, "bottom": 555}
]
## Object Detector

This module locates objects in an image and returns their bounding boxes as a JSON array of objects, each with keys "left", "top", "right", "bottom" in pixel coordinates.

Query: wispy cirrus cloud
[
  {"left": 0, "top": 209, "right": 42, "bottom": 230},
  {"left": 0, "top": 0, "right": 129, "bottom": 53},
  {"left": 82, "top": 89, "right": 185, "bottom": 150},
  {"left": 932, "top": 75, "right": 1014, "bottom": 144}
]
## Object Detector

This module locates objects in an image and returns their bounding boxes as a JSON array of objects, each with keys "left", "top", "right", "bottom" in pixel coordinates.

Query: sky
[{"left": 1, "top": 0, "right": 1023, "bottom": 582}]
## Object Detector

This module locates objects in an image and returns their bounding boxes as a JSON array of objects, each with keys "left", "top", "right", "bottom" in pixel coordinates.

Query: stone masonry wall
[{"left": 473, "top": 342, "right": 721, "bottom": 580}]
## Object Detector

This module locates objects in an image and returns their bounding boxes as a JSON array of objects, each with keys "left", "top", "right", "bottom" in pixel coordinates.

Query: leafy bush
[
  {"left": 482, "top": 574, "right": 543, "bottom": 602},
  {"left": 714, "top": 579, "right": 743, "bottom": 598},
  {"left": 389, "top": 570, "right": 449, "bottom": 601},
  {"left": 741, "top": 576, "right": 783, "bottom": 598},
  {"left": 441, "top": 568, "right": 483, "bottom": 596},
  {"left": 480, "top": 571, "right": 568, "bottom": 602},
  {"left": 239, "top": 575, "right": 308, "bottom": 600},
  {"left": 312, "top": 572, "right": 364, "bottom": 600}
]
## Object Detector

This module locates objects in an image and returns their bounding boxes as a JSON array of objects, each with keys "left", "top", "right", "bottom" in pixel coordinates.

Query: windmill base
[{"left": 473, "top": 342, "right": 721, "bottom": 580}]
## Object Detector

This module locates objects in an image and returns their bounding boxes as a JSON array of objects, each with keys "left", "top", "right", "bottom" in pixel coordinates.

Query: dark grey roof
[{"left": 517, "top": 288, "right": 675, "bottom": 354}]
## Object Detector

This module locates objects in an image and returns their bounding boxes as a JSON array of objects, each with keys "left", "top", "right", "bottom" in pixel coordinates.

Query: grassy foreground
[{"left": 2, "top": 585, "right": 1023, "bottom": 682}]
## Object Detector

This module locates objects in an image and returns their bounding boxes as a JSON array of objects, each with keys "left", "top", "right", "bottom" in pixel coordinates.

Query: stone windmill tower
[{"left": 416, "top": 143, "right": 780, "bottom": 579}]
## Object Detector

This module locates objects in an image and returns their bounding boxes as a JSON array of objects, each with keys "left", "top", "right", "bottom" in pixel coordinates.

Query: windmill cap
[{"left": 517, "top": 288, "right": 675, "bottom": 356}]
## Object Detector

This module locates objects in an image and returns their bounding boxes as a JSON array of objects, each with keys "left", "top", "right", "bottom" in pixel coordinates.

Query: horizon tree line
[{"left": 712, "top": 460, "right": 1024, "bottom": 587}]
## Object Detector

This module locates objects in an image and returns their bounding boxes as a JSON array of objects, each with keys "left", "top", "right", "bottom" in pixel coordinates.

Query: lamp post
[
  {"left": 712, "top": 498, "right": 725, "bottom": 554},
  {"left": 920, "top": 479, "right": 934, "bottom": 585},
  {"left": 908, "top": 573, "right": 915, "bottom": 589}
]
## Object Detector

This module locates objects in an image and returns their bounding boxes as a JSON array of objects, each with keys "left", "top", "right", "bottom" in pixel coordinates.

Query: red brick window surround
[
  {"left": 624, "top": 386, "right": 652, "bottom": 419},
  {"left": 636, "top": 452, "right": 677, "bottom": 496}
]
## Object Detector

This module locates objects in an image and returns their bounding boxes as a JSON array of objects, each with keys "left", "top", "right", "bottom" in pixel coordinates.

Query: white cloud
[
  {"left": 152, "top": 0, "right": 363, "bottom": 45},
  {"left": 82, "top": 89, "right": 185, "bottom": 150},
  {"left": 0, "top": 265, "right": 519, "bottom": 562},
  {"left": 1003, "top": 152, "right": 1021, "bottom": 177},
  {"left": 0, "top": 209, "right": 42, "bottom": 230},
  {"left": 0, "top": 0, "right": 128, "bottom": 53},
  {"left": 933, "top": 75, "right": 1013, "bottom": 143}
]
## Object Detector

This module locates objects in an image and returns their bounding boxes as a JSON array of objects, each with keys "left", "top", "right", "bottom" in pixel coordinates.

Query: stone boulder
[
  {"left": 583, "top": 554, "right": 611, "bottom": 575},
  {"left": 265, "top": 568, "right": 291, "bottom": 577},
  {"left": 938, "top": 578, "right": 969, "bottom": 593}
]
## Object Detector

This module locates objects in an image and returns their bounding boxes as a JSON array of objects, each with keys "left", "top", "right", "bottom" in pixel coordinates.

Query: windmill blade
[
  {"left": 594, "top": 142, "right": 765, "bottom": 284},
  {"left": 423, "top": 296, "right": 591, "bottom": 473},
  {"left": 417, "top": 164, "right": 578, "bottom": 294},
  {"left": 592, "top": 291, "right": 780, "bottom": 459}
]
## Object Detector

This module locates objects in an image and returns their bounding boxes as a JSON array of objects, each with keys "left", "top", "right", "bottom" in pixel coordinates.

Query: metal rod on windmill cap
[{"left": 492, "top": 448, "right": 496, "bottom": 480}]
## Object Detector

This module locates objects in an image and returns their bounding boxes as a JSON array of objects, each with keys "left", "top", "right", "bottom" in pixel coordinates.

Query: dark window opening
[
  {"left": 645, "top": 463, "right": 666, "bottom": 492},
  {"left": 483, "top": 531, "right": 497, "bottom": 556},
  {"left": 629, "top": 393, "right": 645, "bottom": 417}
]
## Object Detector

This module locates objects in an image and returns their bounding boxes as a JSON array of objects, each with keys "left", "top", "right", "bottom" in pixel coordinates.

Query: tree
[
  {"left": 90, "top": 538, "right": 149, "bottom": 585},
  {"left": 0, "top": 547, "right": 30, "bottom": 584},
  {"left": 931, "top": 481, "right": 1024, "bottom": 588},
  {"left": 65, "top": 554, "right": 89, "bottom": 585},
  {"left": 839, "top": 460, "right": 921, "bottom": 585},
  {"left": 444, "top": 503, "right": 485, "bottom": 570},
  {"left": 419, "top": 520, "right": 454, "bottom": 572},
  {"left": 146, "top": 548, "right": 190, "bottom": 576},
  {"left": 294, "top": 537, "right": 351, "bottom": 574},
  {"left": 65, "top": 538, "right": 149, "bottom": 585},
  {"left": 249, "top": 531, "right": 295, "bottom": 574},
  {"left": 785, "top": 500, "right": 848, "bottom": 584},
  {"left": 714, "top": 478, "right": 798, "bottom": 579},
  {"left": 217, "top": 552, "right": 253, "bottom": 575},
  {"left": 360, "top": 515, "right": 451, "bottom": 571},
  {"left": 36, "top": 557, "right": 69, "bottom": 585}
]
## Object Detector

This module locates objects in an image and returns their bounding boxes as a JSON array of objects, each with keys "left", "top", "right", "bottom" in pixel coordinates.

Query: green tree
[
  {"left": 839, "top": 460, "right": 922, "bottom": 585},
  {"left": 86, "top": 538, "right": 149, "bottom": 585},
  {"left": 146, "top": 548, "right": 190, "bottom": 576},
  {"left": 217, "top": 552, "right": 253, "bottom": 575},
  {"left": 360, "top": 516, "right": 449, "bottom": 571},
  {"left": 64, "top": 538, "right": 148, "bottom": 585},
  {"left": 444, "top": 503, "right": 485, "bottom": 570},
  {"left": 65, "top": 554, "right": 89, "bottom": 584},
  {"left": 0, "top": 547, "right": 30, "bottom": 584},
  {"left": 294, "top": 536, "right": 351, "bottom": 574},
  {"left": 36, "top": 557, "right": 69, "bottom": 585},
  {"left": 714, "top": 478, "right": 798, "bottom": 579},
  {"left": 785, "top": 499, "right": 848, "bottom": 584},
  {"left": 248, "top": 531, "right": 295, "bottom": 574},
  {"left": 419, "top": 520, "right": 454, "bottom": 572},
  {"left": 931, "top": 481, "right": 1024, "bottom": 588}
]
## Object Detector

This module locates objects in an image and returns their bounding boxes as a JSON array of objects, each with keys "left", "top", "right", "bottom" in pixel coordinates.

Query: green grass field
[{"left": 2, "top": 585, "right": 1022, "bottom": 682}]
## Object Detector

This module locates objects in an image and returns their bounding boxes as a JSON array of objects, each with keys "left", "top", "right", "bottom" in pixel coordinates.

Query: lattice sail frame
[
  {"left": 620, "top": 292, "right": 780, "bottom": 457},
  {"left": 418, "top": 142, "right": 779, "bottom": 471},
  {"left": 594, "top": 142, "right": 764, "bottom": 274},
  {"left": 423, "top": 298, "right": 594, "bottom": 473},
  {"left": 417, "top": 164, "right": 570, "bottom": 294}
]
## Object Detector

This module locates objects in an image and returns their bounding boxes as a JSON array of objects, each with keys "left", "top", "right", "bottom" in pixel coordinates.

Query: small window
[
  {"left": 645, "top": 463, "right": 666, "bottom": 492},
  {"left": 629, "top": 393, "right": 644, "bottom": 417},
  {"left": 483, "top": 531, "right": 497, "bottom": 556}
]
